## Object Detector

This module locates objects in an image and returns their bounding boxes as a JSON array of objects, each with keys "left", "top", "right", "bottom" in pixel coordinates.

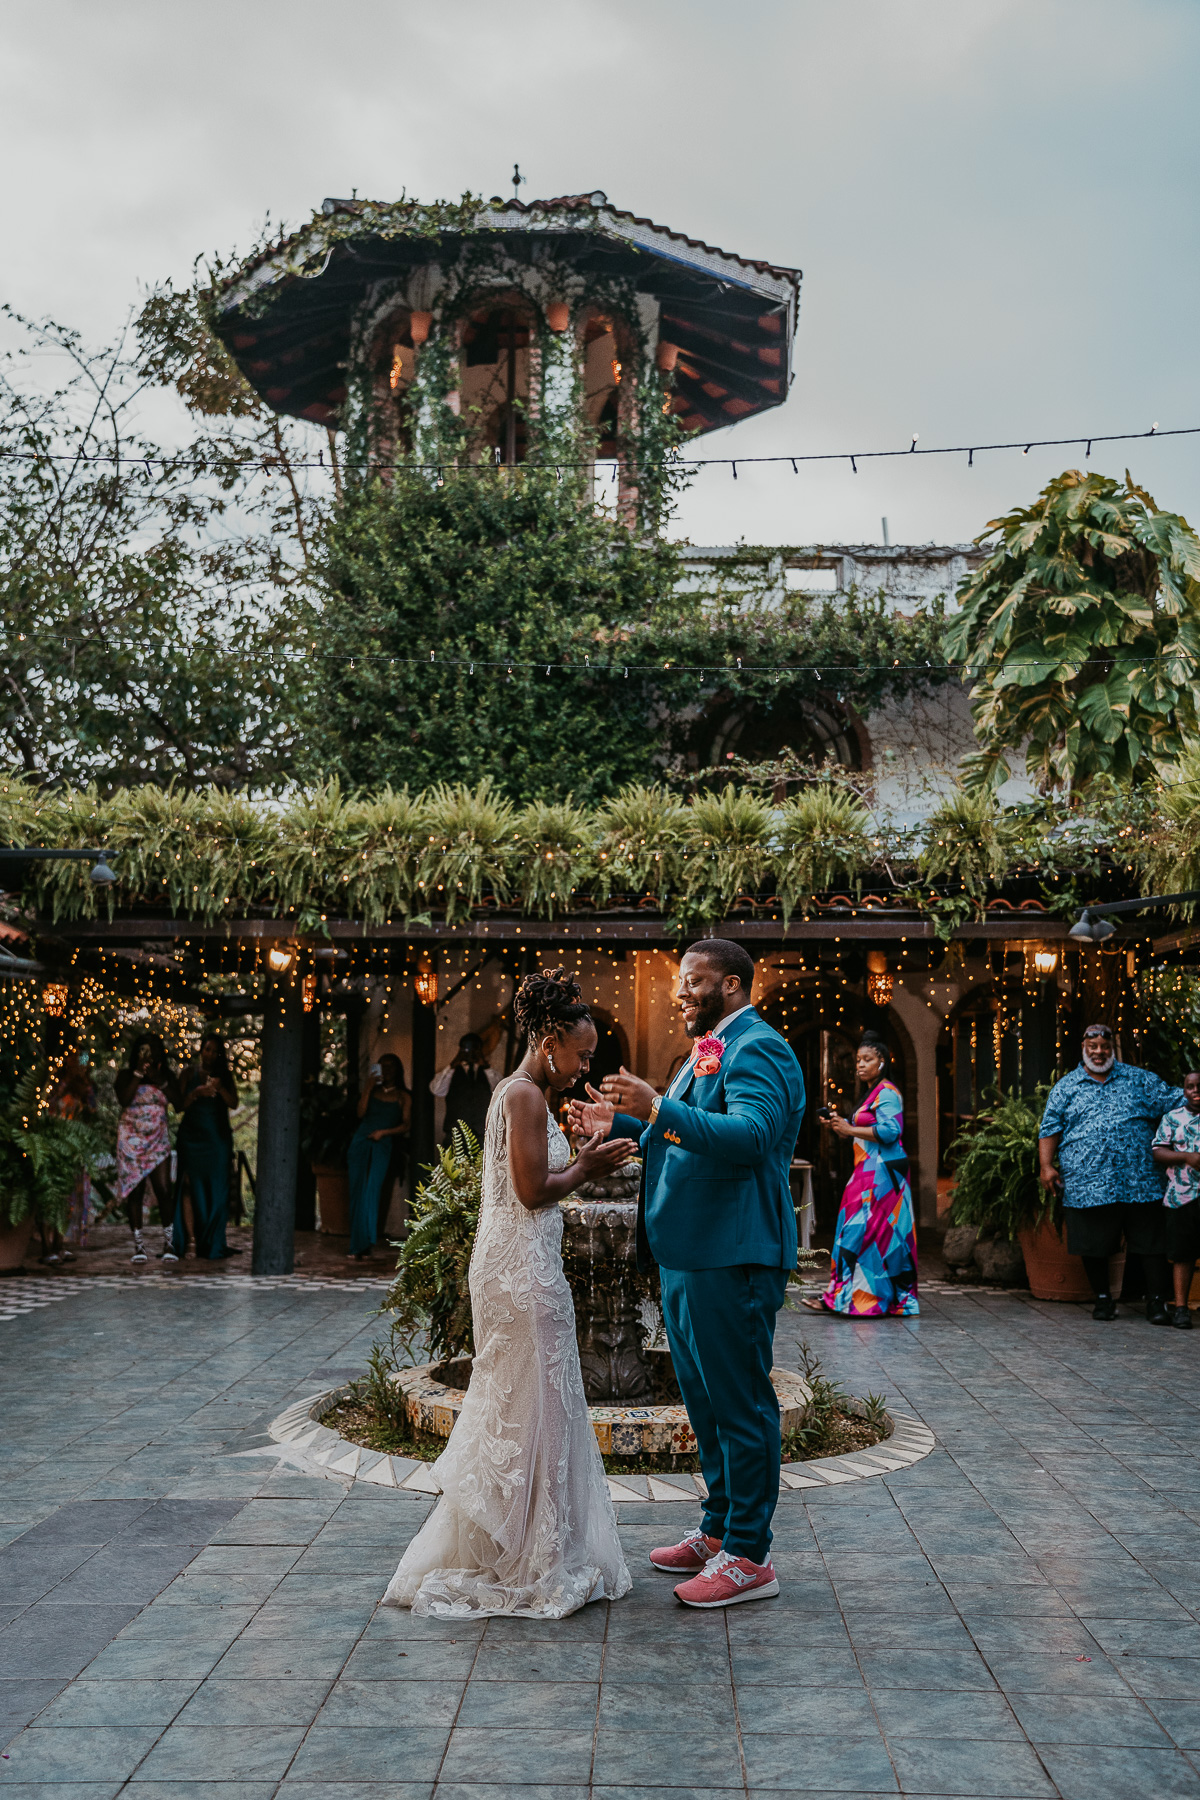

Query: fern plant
[
  {"left": 377, "top": 1124, "right": 483, "bottom": 1361},
  {"left": 946, "top": 1083, "right": 1057, "bottom": 1243},
  {"left": 0, "top": 1075, "right": 111, "bottom": 1232},
  {"left": 585, "top": 783, "right": 686, "bottom": 907},
  {"left": 678, "top": 786, "right": 774, "bottom": 924},
  {"left": 775, "top": 784, "right": 874, "bottom": 923}
]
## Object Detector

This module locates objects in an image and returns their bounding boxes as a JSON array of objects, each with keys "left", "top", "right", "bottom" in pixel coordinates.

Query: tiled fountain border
[{"left": 265, "top": 1385, "right": 936, "bottom": 1502}]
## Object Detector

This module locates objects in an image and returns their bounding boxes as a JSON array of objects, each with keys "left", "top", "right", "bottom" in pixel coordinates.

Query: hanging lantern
[
  {"left": 302, "top": 972, "right": 318, "bottom": 1013},
  {"left": 1034, "top": 948, "right": 1058, "bottom": 976},
  {"left": 267, "top": 945, "right": 295, "bottom": 975},
  {"left": 42, "top": 982, "right": 69, "bottom": 1017},
  {"left": 867, "top": 971, "right": 894, "bottom": 1006},
  {"left": 414, "top": 952, "right": 438, "bottom": 1007}
]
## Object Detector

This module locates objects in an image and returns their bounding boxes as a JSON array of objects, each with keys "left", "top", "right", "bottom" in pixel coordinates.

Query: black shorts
[
  {"left": 1165, "top": 1205, "right": 1200, "bottom": 1266},
  {"left": 1065, "top": 1201, "right": 1168, "bottom": 1260}
]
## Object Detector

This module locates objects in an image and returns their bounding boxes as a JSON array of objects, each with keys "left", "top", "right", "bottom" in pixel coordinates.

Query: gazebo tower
[{"left": 213, "top": 189, "right": 801, "bottom": 520}]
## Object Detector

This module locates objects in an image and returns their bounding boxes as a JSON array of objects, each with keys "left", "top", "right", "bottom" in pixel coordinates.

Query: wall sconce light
[
  {"left": 409, "top": 310, "right": 432, "bottom": 347},
  {"left": 302, "top": 972, "right": 317, "bottom": 1013},
  {"left": 545, "top": 301, "right": 570, "bottom": 332},
  {"left": 1034, "top": 948, "right": 1059, "bottom": 976},
  {"left": 267, "top": 946, "right": 295, "bottom": 975},
  {"left": 42, "top": 981, "right": 69, "bottom": 1017},
  {"left": 414, "top": 952, "right": 438, "bottom": 1007}
]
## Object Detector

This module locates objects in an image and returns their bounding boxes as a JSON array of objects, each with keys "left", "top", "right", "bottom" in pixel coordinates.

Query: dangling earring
[{"left": 544, "top": 1041, "right": 558, "bottom": 1074}]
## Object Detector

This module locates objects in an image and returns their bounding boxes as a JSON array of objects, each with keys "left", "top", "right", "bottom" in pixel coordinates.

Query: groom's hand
[
  {"left": 566, "top": 1084, "right": 614, "bottom": 1142},
  {"left": 600, "top": 1066, "right": 658, "bottom": 1123}
]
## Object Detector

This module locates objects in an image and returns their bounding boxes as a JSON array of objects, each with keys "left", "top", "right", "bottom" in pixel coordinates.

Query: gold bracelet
[{"left": 649, "top": 1096, "right": 662, "bottom": 1125}]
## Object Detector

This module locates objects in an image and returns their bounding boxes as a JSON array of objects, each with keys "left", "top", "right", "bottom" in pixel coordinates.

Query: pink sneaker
[
  {"left": 673, "top": 1550, "right": 779, "bottom": 1608},
  {"left": 648, "top": 1528, "right": 723, "bottom": 1574}
]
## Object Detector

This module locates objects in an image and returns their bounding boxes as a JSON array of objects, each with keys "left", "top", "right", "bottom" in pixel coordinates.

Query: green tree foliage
[
  {"left": 0, "top": 1073, "right": 110, "bottom": 1231},
  {"left": 946, "top": 468, "right": 1200, "bottom": 795},
  {"left": 0, "top": 306, "right": 316, "bottom": 790},
  {"left": 314, "top": 467, "right": 951, "bottom": 803}
]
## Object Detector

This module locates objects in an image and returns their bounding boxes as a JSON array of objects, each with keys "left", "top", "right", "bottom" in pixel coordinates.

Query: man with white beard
[{"left": 1039, "top": 1024, "right": 1184, "bottom": 1322}]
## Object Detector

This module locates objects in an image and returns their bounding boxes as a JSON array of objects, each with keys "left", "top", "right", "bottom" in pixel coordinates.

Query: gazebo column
[
  {"left": 409, "top": 958, "right": 437, "bottom": 1201},
  {"left": 253, "top": 967, "right": 303, "bottom": 1274}
]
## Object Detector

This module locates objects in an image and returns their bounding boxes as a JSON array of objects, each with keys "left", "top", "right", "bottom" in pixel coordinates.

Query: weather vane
[{"left": 512, "top": 163, "right": 525, "bottom": 201}]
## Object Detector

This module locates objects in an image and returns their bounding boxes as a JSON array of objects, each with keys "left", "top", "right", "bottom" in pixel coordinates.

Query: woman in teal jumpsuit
[
  {"left": 347, "top": 1054, "right": 411, "bottom": 1259},
  {"left": 173, "top": 1035, "right": 238, "bottom": 1260}
]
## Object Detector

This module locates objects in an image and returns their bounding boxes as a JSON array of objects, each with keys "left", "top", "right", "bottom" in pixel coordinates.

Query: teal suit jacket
[{"left": 615, "top": 1006, "right": 805, "bottom": 1273}]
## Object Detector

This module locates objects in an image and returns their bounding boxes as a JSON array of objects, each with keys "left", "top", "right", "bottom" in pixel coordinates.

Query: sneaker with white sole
[
  {"left": 130, "top": 1232, "right": 147, "bottom": 1264},
  {"left": 673, "top": 1549, "right": 779, "bottom": 1608},
  {"left": 648, "top": 1528, "right": 723, "bottom": 1574}
]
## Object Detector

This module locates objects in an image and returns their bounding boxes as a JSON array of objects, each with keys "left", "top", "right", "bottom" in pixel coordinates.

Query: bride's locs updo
[{"left": 514, "top": 967, "right": 592, "bottom": 1045}]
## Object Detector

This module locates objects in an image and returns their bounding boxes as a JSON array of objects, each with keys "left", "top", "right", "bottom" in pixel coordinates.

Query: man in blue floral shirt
[{"left": 1039, "top": 1024, "right": 1184, "bottom": 1323}]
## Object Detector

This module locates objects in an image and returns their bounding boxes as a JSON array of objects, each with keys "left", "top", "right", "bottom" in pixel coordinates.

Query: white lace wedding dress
[{"left": 382, "top": 1074, "right": 632, "bottom": 1618}]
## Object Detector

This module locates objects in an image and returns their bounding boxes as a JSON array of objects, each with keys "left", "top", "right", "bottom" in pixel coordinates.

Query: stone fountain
[{"left": 392, "top": 1156, "right": 812, "bottom": 1458}]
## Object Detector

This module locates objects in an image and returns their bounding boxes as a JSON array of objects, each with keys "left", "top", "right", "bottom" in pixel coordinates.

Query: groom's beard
[
  {"left": 683, "top": 992, "right": 725, "bottom": 1039},
  {"left": 1084, "top": 1049, "right": 1115, "bottom": 1074}
]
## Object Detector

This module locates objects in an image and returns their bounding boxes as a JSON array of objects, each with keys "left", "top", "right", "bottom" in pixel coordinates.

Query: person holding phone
[
  {"left": 809, "top": 1032, "right": 918, "bottom": 1318},
  {"left": 347, "top": 1054, "right": 411, "bottom": 1259}
]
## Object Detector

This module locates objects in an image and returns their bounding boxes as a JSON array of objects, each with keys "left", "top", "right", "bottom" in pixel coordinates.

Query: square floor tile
[
  {"left": 34, "top": 1679, "right": 199, "bottom": 1727},
  {"left": 131, "top": 1723, "right": 305, "bottom": 1781},
  {"left": 288, "top": 1726, "right": 450, "bottom": 1782},
  {"left": 740, "top": 1731, "right": 897, "bottom": 1792},
  {"left": 871, "top": 1686, "right": 1024, "bottom": 1740},
  {"left": 0, "top": 1723, "right": 160, "bottom": 1781},
  {"left": 1035, "top": 1741, "right": 1200, "bottom": 1798},
  {"left": 319, "top": 1678, "right": 463, "bottom": 1728},
  {"left": 177, "top": 1677, "right": 329, "bottom": 1726},
  {"left": 592, "top": 1728, "right": 745, "bottom": 1789},
  {"left": 1009, "top": 1691, "right": 1171, "bottom": 1747},
  {"left": 735, "top": 1684, "right": 878, "bottom": 1736},
  {"left": 858, "top": 1648, "right": 998, "bottom": 1692}
]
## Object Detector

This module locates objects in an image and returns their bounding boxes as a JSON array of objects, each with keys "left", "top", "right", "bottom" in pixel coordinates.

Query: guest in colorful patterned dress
[
  {"left": 115, "top": 1035, "right": 180, "bottom": 1264},
  {"left": 1152, "top": 1070, "right": 1200, "bottom": 1329},
  {"left": 816, "top": 1033, "right": 919, "bottom": 1318}
]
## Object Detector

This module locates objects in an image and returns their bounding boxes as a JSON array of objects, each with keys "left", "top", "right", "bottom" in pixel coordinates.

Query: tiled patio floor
[{"left": 1, "top": 1277, "right": 1199, "bottom": 1796}]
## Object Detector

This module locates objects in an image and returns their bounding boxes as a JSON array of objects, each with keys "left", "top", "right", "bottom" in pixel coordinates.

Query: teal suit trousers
[{"left": 659, "top": 1261, "right": 790, "bottom": 1563}]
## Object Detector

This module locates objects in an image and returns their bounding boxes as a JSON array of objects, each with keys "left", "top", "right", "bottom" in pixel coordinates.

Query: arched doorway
[{"left": 759, "top": 983, "right": 911, "bottom": 1234}]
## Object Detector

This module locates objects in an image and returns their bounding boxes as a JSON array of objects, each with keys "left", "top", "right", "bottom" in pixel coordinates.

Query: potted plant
[
  {"left": 0, "top": 1077, "right": 111, "bottom": 1270},
  {"left": 946, "top": 1083, "right": 1093, "bottom": 1302},
  {"left": 378, "top": 1125, "right": 483, "bottom": 1363},
  {"left": 300, "top": 1082, "right": 355, "bottom": 1236}
]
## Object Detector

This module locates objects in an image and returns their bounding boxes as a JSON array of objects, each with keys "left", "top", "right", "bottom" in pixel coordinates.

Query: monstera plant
[{"left": 947, "top": 468, "right": 1200, "bottom": 795}]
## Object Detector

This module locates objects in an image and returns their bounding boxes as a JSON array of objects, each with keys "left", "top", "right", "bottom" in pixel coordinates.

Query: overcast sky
[{"left": 4, "top": 0, "right": 1198, "bottom": 549}]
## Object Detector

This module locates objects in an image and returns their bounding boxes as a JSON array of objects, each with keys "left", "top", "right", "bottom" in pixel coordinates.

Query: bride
[{"left": 383, "top": 968, "right": 636, "bottom": 1618}]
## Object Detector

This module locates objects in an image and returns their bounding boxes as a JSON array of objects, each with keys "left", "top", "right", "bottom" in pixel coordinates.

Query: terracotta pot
[
  {"left": 655, "top": 340, "right": 679, "bottom": 372},
  {"left": 1017, "top": 1220, "right": 1093, "bottom": 1302},
  {"left": 313, "top": 1167, "right": 350, "bottom": 1236},
  {"left": 0, "top": 1214, "right": 35, "bottom": 1272},
  {"left": 409, "top": 310, "right": 433, "bottom": 347},
  {"left": 545, "top": 301, "right": 570, "bottom": 333}
]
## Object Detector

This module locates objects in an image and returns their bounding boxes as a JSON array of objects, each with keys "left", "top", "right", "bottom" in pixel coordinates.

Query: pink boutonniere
[{"left": 694, "top": 1034, "right": 724, "bottom": 1077}]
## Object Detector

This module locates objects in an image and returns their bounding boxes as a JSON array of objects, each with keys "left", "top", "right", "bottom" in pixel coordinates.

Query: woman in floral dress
[
  {"left": 115, "top": 1035, "right": 180, "bottom": 1263},
  {"left": 815, "top": 1032, "right": 919, "bottom": 1317}
]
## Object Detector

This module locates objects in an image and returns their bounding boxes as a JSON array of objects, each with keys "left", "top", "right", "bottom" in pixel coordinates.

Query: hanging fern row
[{"left": 0, "top": 769, "right": 1184, "bottom": 933}]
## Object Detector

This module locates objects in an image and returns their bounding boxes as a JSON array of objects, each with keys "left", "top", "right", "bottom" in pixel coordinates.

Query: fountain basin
[{"left": 390, "top": 1354, "right": 813, "bottom": 1457}]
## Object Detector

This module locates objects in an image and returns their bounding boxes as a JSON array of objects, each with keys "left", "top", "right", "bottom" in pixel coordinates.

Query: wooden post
[
  {"left": 409, "top": 964, "right": 437, "bottom": 1202},
  {"left": 294, "top": 1006, "right": 321, "bottom": 1234},
  {"left": 253, "top": 968, "right": 303, "bottom": 1274}
]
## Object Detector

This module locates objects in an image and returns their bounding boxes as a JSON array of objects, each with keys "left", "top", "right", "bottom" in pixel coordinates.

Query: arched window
[
  {"left": 697, "top": 696, "right": 864, "bottom": 778},
  {"left": 459, "top": 300, "right": 535, "bottom": 465}
]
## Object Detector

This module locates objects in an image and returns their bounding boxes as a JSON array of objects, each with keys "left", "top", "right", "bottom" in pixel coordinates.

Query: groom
[{"left": 570, "top": 938, "right": 804, "bottom": 1607}]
